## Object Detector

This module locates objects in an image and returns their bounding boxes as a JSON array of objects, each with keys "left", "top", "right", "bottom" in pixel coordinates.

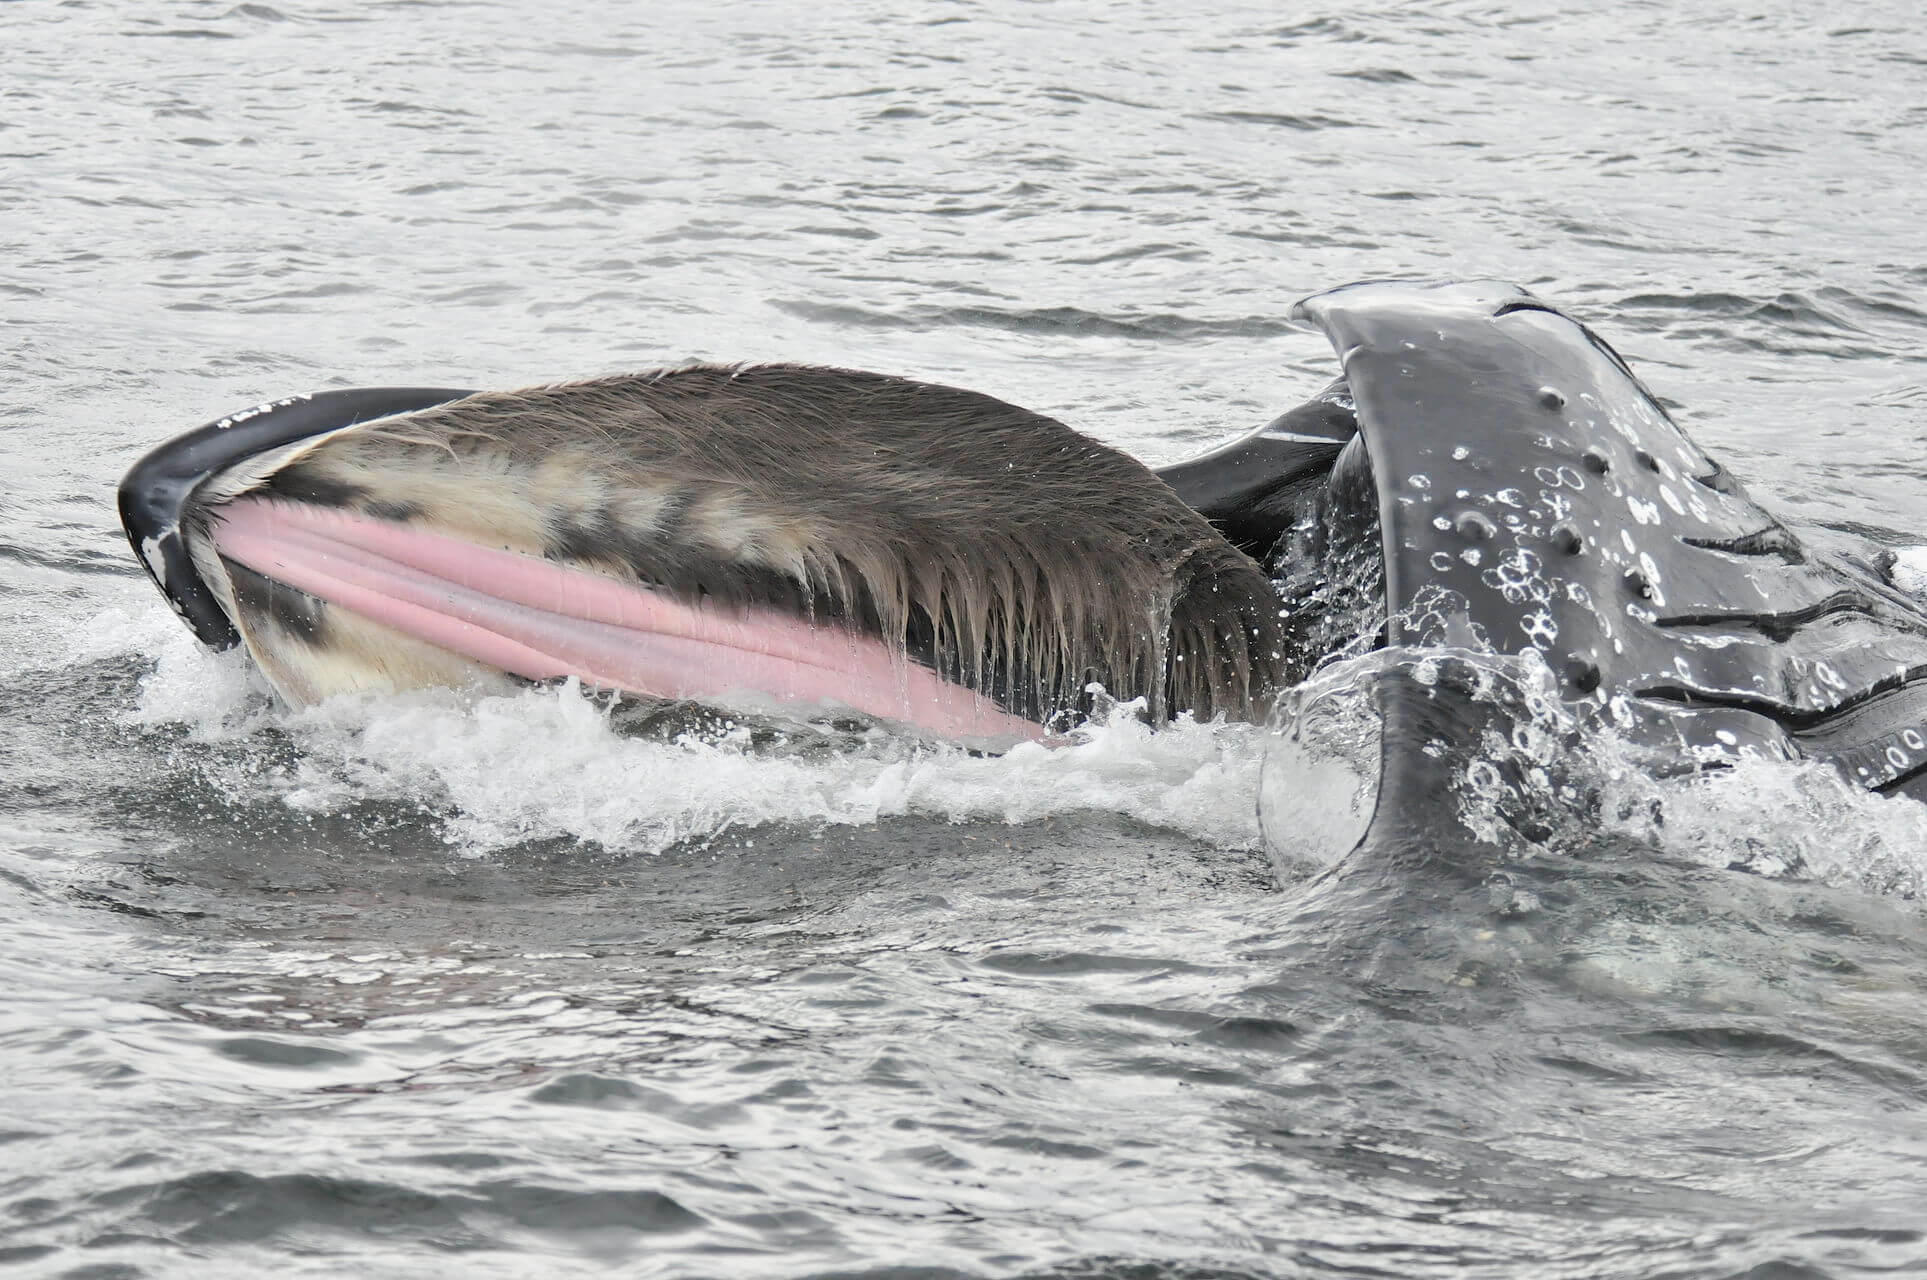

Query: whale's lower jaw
[
  {"left": 126, "top": 366, "right": 1294, "bottom": 740},
  {"left": 200, "top": 495, "right": 1042, "bottom": 744}
]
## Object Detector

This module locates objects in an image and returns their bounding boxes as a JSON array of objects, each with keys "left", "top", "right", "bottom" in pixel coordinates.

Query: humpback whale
[{"left": 118, "top": 280, "right": 1927, "bottom": 830}]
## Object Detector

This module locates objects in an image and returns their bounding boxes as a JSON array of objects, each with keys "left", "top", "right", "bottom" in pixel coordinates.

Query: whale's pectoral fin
[{"left": 1269, "top": 280, "right": 1927, "bottom": 871}]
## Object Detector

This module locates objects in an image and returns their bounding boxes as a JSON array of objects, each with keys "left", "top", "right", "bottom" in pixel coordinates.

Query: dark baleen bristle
[{"left": 258, "top": 365, "right": 1294, "bottom": 722}]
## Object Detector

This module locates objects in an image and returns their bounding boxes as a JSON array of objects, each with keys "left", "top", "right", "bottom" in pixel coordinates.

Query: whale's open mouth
[
  {"left": 119, "top": 280, "right": 1927, "bottom": 834},
  {"left": 120, "top": 369, "right": 1293, "bottom": 743}
]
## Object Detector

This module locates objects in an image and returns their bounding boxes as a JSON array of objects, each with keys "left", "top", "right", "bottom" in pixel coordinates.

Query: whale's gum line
[{"left": 210, "top": 496, "right": 1042, "bottom": 743}]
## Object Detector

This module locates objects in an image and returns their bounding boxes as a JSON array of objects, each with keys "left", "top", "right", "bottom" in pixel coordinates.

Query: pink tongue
[{"left": 210, "top": 497, "right": 1041, "bottom": 742}]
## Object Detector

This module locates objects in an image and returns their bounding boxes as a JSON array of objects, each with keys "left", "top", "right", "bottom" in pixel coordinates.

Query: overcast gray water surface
[{"left": 4, "top": 1, "right": 1927, "bottom": 1277}]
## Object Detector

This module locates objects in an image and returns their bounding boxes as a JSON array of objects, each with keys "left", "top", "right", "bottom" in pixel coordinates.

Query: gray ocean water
[{"left": 6, "top": 1, "right": 1927, "bottom": 1276}]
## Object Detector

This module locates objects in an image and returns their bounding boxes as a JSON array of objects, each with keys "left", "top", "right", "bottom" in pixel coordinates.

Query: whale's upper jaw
[
  {"left": 117, "top": 387, "right": 474, "bottom": 650},
  {"left": 118, "top": 368, "right": 1291, "bottom": 739},
  {"left": 1290, "top": 279, "right": 1927, "bottom": 800}
]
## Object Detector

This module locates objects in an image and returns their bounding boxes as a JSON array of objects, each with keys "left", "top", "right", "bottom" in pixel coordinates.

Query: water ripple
[{"left": 5, "top": 0, "right": 1927, "bottom": 1274}]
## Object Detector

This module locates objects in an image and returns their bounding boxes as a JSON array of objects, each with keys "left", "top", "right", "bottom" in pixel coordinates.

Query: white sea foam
[
  {"left": 1267, "top": 644, "right": 1927, "bottom": 903},
  {"left": 1890, "top": 545, "right": 1927, "bottom": 598},
  {"left": 90, "top": 607, "right": 1927, "bottom": 898},
  {"left": 1620, "top": 756, "right": 1927, "bottom": 901},
  {"left": 106, "top": 613, "right": 1266, "bottom": 856}
]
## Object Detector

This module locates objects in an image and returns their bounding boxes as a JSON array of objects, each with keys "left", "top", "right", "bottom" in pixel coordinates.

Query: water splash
[
  {"left": 85, "top": 599, "right": 1927, "bottom": 901},
  {"left": 101, "top": 609, "right": 1267, "bottom": 856},
  {"left": 1262, "top": 639, "right": 1927, "bottom": 902}
]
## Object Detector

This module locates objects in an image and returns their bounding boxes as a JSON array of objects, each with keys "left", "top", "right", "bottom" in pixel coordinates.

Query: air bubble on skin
[
  {"left": 1496, "top": 488, "right": 1524, "bottom": 507},
  {"left": 1521, "top": 609, "right": 1557, "bottom": 648},
  {"left": 1462, "top": 548, "right": 1483, "bottom": 566},
  {"left": 1483, "top": 547, "right": 1549, "bottom": 605},
  {"left": 1433, "top": 514, "right": 1452, "bottom": 532},
  {"left": 1431, "top": 551, "right": 1456, "bottom": 572},
  {"left": 1904, "top": 729, "right": 1924, "bottom": 752},
  {"left": 1408, "top": 474, "right": 1432, "bottom": 490},
  {"left": 1466, "top": 759, "right": 1503, "bottom": 794},
  {"left": 1453, "top": 445, "right": 1471, "bottom": 461},
  {"left": 1627, "top": 497, "right": 1661, "bottom": 526}
]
